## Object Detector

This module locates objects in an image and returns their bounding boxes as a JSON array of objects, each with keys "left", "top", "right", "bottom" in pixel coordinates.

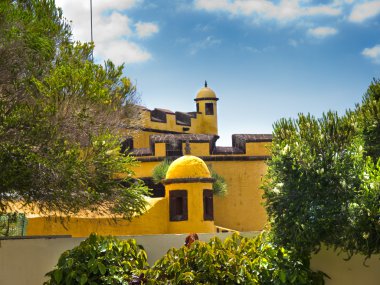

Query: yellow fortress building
[{"left": 23, "top": 82, "right": 272, "bottom": 237}]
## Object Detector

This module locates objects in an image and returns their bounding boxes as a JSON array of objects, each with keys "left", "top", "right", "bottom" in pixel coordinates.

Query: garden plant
[{"left": 44, "top": 234, "right": 149, "bottom": 285}]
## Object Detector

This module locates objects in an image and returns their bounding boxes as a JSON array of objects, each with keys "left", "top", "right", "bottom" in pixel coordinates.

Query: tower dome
[
  {"left": 195, "top": 81, "right": 218, "bottom": 101},
  {"left": 166, "top": 155, "right": 211, "bottom": 180}
]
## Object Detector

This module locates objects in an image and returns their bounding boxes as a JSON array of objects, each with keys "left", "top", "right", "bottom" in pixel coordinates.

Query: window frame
[
  {"left": 169, "top": 190, "right": 188, "bottom": 221},
  {"left": 203, "top": 189, "right": 214, "bottom": 221},
  {"left": 205, "top": 103, "right": 214, "bottom": 115}
]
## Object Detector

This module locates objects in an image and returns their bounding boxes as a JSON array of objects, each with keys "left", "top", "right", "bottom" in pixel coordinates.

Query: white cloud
[
  {"left": 135, "top": 22, "right": 159, "bottom": 38},
  {"left": 190, "top": 36, "right": 221, "bottom": 55},
  {"left": 307, "top": 26, "right": 338, "bottom": 38},
  {"left": 96, "top": 40, "right": 151, "bottom": 64},
  {"left": 194, "top": 0, "right": 341, "bottom": 22},
  {"left": 288, "top": 39, "right": 299, "bottom": 47},
  {"left": 349, "top": 1, "right": 380, "bottom": 23},
  {"left": 55, "top": 0, "right": 157, "bottom": 65},
  {"left": 362, "top": 44, "right": 380, "bottom": 63}
]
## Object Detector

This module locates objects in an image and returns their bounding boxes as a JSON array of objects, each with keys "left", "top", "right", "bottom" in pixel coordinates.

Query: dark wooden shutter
[
  {"left": 169, "top": 190, "right": 188, "bottom": 221},
  {"left": 203, "top": 189, "right": 213, "bottom": 220}
]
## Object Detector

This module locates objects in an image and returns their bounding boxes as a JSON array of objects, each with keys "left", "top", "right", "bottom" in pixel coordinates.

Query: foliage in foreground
[
  {"left": 45, "top": 233, "right": 325, "bottom": 285},
  {"left": 145, "top": 232, "right": 325, "bottom": 285},
  {"left": 263, "top": 79, "right": 380, "bottom": 259},
  {"left": 44, "top": 234, "right": 149, "bottom": 285},
  {"left": 152, "top": 160, "right": 227, "bottom": 196},
  {"left": 0, "top": 0, "right": 149, "bottom": 218}
]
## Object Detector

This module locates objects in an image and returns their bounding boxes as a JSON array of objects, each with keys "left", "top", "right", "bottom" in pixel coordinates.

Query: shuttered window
[
  {"left": 169, "top": 190, "right": 188, "bottom": 221},
  {"left": 203, "top": 189, "right": 213, "bottom": 220}
]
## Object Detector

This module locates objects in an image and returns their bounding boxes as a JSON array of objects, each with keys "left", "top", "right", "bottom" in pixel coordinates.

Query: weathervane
[{"left": 204, "top": 80, "right": 208, "bottom": 88}]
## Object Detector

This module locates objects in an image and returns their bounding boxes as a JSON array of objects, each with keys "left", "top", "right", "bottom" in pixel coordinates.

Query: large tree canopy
[
  {"left": 263, "top": 80, "right": 380, "bottom": 259},
  {"left": 0, "top": 0, "right": 149, "bottom": 219}
]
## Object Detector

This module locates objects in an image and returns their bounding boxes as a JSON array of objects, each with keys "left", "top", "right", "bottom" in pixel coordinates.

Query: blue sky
[{"left": 56, "top": 0, "right": 380, "bottom": 145}]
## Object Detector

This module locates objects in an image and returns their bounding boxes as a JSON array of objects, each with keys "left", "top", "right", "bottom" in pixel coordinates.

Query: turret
[
  {"left": 194, "top": 81, "right": 218, "bottom": 135},
  {"left": 163, "top": 155, "right": 215, "bottom": 234}
]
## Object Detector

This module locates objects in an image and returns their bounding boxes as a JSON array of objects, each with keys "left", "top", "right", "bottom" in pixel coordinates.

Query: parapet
[
  {"left": 123, "top": 133, "right": 272, "bottom": 161},
  {"left": 142, "top": 106, "right": 200, "bottom": 128}
]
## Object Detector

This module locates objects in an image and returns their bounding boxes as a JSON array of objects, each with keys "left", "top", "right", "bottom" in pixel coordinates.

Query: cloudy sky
[{"left": 56, "top": 0, "right": 380, "bottom": 145}]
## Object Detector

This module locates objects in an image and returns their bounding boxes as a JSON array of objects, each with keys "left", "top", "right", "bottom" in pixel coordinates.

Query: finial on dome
[{"left": 204, "top": 80, "right": 208, "bottom": 88}]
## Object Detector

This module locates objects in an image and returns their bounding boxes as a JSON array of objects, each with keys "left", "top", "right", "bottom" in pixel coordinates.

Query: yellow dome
[
  {"left": 195, "top": 87, "right": 217, "bottom": 100},
  {"left": 166, "top": 155, "right": 211, "bottom": 179}
]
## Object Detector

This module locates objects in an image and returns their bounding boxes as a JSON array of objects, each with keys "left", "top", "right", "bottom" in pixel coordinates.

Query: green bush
[
  {"left": 44, "top": 234, "right": 148, "bottom": 285},
  {"left": 210, "top": 167, "right": 227, "bottom": 197},
  {"left": 152, "top": 159, "right": 171, "bottom": 184},
  {"left": 262, "top": 80, "right": 380, "bottom": 259},
  {"left": 144, "top": 232, "right": 325, "bottom": 284}
]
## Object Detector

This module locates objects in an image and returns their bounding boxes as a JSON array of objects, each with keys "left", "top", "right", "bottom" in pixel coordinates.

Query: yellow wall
[
  {"left": 183, "top": 142, "right": 211, "bottom": 156},
  {"left": 26, "top": 198, "right": 169, "bottom": 237},
  {"left": 246, "top": 142, "right": 271, "bottom": 156},
  {"left": 128, "top": 139, "right": 270, "bottom": 232},
  {"left": 131, "top": 156, "right": 268, "bottom": 232},
  {"left": 132, "top": 161, "right": 159, "bottom": 178},
  {"left": 209, "top": 160, "right": 268, "bottom": 231}
]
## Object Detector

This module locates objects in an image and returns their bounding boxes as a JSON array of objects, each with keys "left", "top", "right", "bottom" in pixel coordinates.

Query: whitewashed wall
[
  {"left": 0, "top": 232, "right": 257, "bottom": 285},
  {"left": 1, "top": 233, "right": 379, "bottom": 285},
  {"left": 310, "top": 247, "right": 380, "bottom": 285}
]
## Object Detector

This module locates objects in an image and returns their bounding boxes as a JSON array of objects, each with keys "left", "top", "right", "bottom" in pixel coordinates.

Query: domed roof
[
  {"left": 166, "top": 155, "right": 211, "bottom": 180},
  {"left": 196, "top": 87, "right": 217, "bottom": 100},
  {"left": 195, "top": 81, "right": 217, "bottom": 100}
]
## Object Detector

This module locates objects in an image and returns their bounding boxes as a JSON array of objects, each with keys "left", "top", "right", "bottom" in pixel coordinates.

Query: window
[
  {"left": 166, "top": 141, "right": 183, "bottom": 157},
  {"left": 205, "top": 103, "right": 214, "bottom": 115},
  {"left": 203, "top": 190, "right": 213, "bottom": 220},
  {"left": 196, "top": 103, "right": 200, "bottom": 113},
  {"left": 169, "top": 190, "right": 188, "bottom": 221}
]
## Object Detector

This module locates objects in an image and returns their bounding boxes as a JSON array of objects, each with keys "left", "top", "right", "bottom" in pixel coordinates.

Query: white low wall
[
  {"left": 310, "top": 247, "right": 380, "bottom": 285},
  {"left": 0, "top": 232, "right": 258, "bottom": 285},
  {"left": 1, "top": 233, "right": 379, "bottom": 285}
]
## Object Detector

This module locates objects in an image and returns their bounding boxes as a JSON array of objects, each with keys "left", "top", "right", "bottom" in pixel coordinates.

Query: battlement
[
  {"left": 123, "top": 134, "right": 272, "bottom": 162},
  {"left": 137, "top": 106, "right": 202, "bottom": 131}
]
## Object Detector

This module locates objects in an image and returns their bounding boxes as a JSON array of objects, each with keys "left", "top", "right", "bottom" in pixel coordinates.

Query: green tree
[
  {"left": 0, "top": 0, "right": 149, "bottom": 219},
  {"left": 262, "top": 81, "right": 380, "bottom": 259},
  {"left": 358, "top": 79, "right": 380, "bottom": 162}
]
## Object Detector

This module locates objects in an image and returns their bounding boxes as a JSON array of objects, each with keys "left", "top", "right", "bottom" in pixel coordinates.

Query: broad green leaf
[
  {"left": 98, "top": 262, "right": 107, "bottom": 275},
  {"left": 53, "top": 269, "right": 63, "bottom": 284}
]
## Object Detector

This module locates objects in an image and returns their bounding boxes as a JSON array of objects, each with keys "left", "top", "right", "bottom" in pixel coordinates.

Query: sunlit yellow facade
[
  {"left": 127, "top": 82, "right": 272, "bottom": 232},
  {"left": 23, "top": 82, "right": 271, "bottom": 237}
]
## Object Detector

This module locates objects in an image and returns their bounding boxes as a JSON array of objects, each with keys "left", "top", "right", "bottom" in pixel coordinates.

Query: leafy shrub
[
  {"left": 145, "top": 232, "right": 325, "bottom": 284},
  {"left": 44, "top": 233, "right": 148, "bottom": 285},
  {"left": 359, "top": 78, "right": 380, "bottom": 162},
  {"left": 210, "top": 167, "right": 227, "bottom": 197},
  {"left": 263, "top": 80, "right": 380, "bottom": 259},
  {"left": 152, "top": 159, "right": 171, "bottom": 184}
]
